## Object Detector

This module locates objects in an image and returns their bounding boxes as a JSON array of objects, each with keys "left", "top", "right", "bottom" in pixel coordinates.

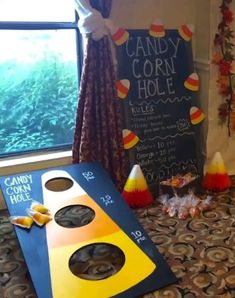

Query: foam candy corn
[
  {"left": 149, "top": 19, "right": 165, "bottom": 38},
  {"left": 178, "top": 24, "right": 194, "bottom": 41},
  {"left": 122, "top": 164, "right": 153, "bottom": 208},
  {"left": 30, "top": 200, "right": 50, "bottom": 214},
  {"left": 184, "top": 73, "right": 199, "bottom": 91},
  {"left": 27, "top": 209, "right": 52, "bottom": 226},
  {"left": 111, "top": 27, "right": 129, "bottom": 46},
  {"left": 116, "top": 79, "right": 130, "bottom": 99},
  {"left": 9, "top": 216, "right": 34, "bottom": 229},
  {"left": 123, "top": 129, "right": 139, "bottom": 149},
  {"left": 202, "top": 152, "right": 231, "bottom": 191},
  {"left": 190, "top": 106, "right": 205, "bottom": 125}
]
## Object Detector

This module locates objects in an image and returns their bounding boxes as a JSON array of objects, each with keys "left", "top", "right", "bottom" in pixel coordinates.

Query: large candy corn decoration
[
  {"left": 184, "top": 73, "right": 199, "bottom": 91},
  {"left": 111, "top": 27, "right": 129, "bottom": 46},
  {"left": 202, "top": 152, "right": 232, "bottom": 191},
  {"left": 190, "top": 106, "right": 205, "bottom": 125},
  {"left": 149, "top": 19, "right": 165, "bottom": 38},
  {"left": 123, "top": 129, "right": 139, "bottom": 149},
  {"left": 42, "top": 170, "right": 156, "bottom": 298},
  {"left": 116, "top": 79, "right": 130, "bottom": 99},
  {"left": 122, "top": 164, "right": 154, "bottom": 208},
  {"left": 178, "top": 24, "right": 194, "bottom": 41}
]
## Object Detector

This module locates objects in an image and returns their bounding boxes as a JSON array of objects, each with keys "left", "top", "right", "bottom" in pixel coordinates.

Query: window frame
[{"left": 0, "top": 11, "right": 82, "bottom": 159}]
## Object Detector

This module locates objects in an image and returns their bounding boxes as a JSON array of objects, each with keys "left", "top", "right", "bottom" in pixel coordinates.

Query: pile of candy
[
  {"left": 158, "top": 192, "right": 213, "bottom": 220},
  {"left": 160, "top": 172, "right": 197, "bottom": 188},
  {"left": 9, "top": 200, "right": 51, "bottom": 229}
]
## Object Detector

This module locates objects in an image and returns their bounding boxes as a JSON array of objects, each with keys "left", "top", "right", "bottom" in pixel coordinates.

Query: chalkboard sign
[{"left": 117, "top": 29, "right": 199, "bottom": 186}]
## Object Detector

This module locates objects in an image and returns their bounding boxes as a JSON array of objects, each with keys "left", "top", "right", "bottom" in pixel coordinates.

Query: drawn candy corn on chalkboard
[
  {"left": 116, "top": 79, "right": 130, "bottom": 99},
  {"left": 0, "top": 162, "right": 177, "bottom": 297},
  {"left": 42, "top": 170, "right": 156, "bottom": 298},
  {"left": 184, "top": 73, "right": 199, "bottom": 91}
]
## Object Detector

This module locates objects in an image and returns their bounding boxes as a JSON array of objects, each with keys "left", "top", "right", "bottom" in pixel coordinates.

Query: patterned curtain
[{"left": 73, "top": 0, "right": 127, "bottom": 191}]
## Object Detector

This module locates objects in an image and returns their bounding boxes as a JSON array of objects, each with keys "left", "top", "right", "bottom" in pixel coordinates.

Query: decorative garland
[{"left": 213, "top": 0, "right": 234, "bottom": 136}]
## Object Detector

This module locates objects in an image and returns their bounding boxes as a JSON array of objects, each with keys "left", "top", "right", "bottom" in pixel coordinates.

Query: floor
[{"left": 1, "top": 177, "right": 235, "bottom": 298}]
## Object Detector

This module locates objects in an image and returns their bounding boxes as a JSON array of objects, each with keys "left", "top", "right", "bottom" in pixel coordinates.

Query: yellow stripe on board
[{"left": 49, "top": 230, "right": 156, "bottom": 298}]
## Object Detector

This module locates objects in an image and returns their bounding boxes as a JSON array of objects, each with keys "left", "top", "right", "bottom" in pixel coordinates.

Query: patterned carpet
[{"left": 1, "top": 177, "right": 235, "bottom": 298}]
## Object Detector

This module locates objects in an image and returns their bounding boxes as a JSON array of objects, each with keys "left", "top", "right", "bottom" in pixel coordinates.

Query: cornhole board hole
[{"left": 0, "top": 162, "right": 177, "bottom": 298}]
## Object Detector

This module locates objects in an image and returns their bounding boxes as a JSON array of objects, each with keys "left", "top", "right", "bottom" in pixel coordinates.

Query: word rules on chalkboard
[{"left": 117, "top": 29, "right": 198, "bottom": 185}]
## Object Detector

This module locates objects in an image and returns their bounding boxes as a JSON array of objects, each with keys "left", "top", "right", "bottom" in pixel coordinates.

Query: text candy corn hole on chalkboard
[{"left": 0, "top": 162, "right": 177, "bottom": 298}]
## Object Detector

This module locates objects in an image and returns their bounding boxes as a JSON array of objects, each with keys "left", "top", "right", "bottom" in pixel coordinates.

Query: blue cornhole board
[{"left": 0, "top": 162, "right": 177, "bottom": 297}]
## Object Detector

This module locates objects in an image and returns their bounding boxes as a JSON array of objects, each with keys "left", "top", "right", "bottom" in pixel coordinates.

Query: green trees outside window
[{"left": 0, "top": 0, "right": 80, "bottom": 157}]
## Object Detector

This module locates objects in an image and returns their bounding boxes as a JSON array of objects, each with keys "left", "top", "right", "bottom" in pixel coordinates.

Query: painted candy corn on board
[{"left": 0, "top": 162, "right": 177, "bottom": 298}]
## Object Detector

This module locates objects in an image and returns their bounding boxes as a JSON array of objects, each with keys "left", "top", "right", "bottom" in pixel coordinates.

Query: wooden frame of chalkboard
[{"left": 117, "top": 29, "right": 201, "bottom": 193}]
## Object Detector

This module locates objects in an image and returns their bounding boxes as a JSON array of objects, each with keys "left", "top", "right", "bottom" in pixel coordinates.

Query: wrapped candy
[
  {"left": 160, "top": 172, "right": 197, "bottom": 188},
  {"left": 158, "top": 194, "right": 169, "bottom": 214},
  {"left": 27, "top": 209, "right": 52, "bottom": 226},
  {"left": 168, "top": 205, "right": 177, "bottom": 217},
  {"left": 161, "top": 204, "right": 168, "bottom": 214},
  {"left": 189, "top": 206, "right": 201, "bottom": 218},
  {"left": 188, "top": 195, "right": 200, "bottom": 218},
  {"left": 9, "top": 216, "right": 34, "bottom": 229},
  {"left": 178, "top": 206, "right": 189, "bottom": 220},
  {"left": 199, "top": 195, "right": 213, "bottom": 212},
  {"left": 167, "top": 195, "right": 181, "bottom": 217},
  {"left": 158, "top": 188, "right": 214, "bottom": 220},
  {"left": 30, "top": 200, "right": 50, "bottom": 214},
  {"left": 171, "top": 177, "right": 181, "bottom": 187}
]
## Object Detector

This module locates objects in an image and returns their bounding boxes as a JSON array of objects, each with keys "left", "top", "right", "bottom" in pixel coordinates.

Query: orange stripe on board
[{"left": 45, "top": 194, "right": 119, "bottom": 249}]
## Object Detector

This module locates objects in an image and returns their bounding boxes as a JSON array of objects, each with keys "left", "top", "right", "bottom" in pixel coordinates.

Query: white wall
[{"left": 111, "top": 0, "right": 196, "bottom": 29}]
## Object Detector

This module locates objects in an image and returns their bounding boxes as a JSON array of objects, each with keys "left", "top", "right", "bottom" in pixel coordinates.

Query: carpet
[{"left": 1, "top": 177, "right": 235, "bottom": 298}]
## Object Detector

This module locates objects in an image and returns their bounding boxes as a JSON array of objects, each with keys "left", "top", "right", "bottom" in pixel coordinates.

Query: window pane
[
  {"left": 0, "top": 30, "right": 79, "bottom": 156},
  {"left": 0, "top": 0, "right": 75, "bottom": 22}
]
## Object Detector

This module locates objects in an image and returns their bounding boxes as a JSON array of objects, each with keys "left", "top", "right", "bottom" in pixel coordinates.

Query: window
[{"left": 0, "top": 0, "right": 81, "bottom": 157}]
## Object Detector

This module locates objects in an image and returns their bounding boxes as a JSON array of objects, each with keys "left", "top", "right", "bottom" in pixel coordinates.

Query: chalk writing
[
  {"left": 4, "top": 174, "right": 33, "bottom": 205},
  {"left": 118, "top": 30, "right": 198, "bottom": 184}
]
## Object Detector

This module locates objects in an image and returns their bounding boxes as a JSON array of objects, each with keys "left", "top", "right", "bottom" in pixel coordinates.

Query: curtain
[{"left": 73, "top": 0, "right": 127, "bottom": 191}]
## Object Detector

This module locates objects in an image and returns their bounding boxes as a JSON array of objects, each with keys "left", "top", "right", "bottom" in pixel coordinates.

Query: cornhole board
[{"left": 0, "top": 162, "right": 177, "bottom": 297}]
